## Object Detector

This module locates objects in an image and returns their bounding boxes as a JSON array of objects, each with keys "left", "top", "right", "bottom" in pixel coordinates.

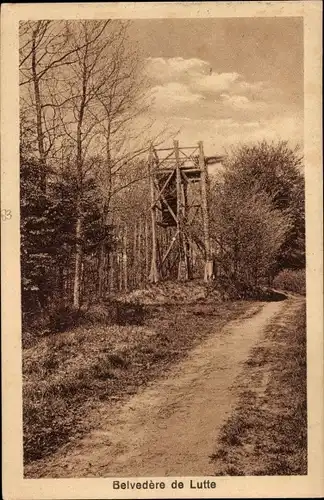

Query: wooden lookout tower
[{"left": 148, "top": 140, "right": 223, "bottom": 283}]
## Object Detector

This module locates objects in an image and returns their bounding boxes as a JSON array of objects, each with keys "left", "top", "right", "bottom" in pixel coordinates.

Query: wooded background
[{"left": 20, "top": 20, "right": 305, "bottom": 330}]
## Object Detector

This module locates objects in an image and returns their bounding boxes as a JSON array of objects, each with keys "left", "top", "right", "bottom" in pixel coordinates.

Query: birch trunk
[
  {"left": 73, "top": 215, "right": 83, "bottom": 309},
  {"left": 123, "top": 226, "right": 128, "bottom": 292}
]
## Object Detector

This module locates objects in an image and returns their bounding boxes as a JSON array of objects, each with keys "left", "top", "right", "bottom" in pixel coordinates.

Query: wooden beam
[
  {"left": 155, "top": 146, "right": 198, "bottom": 151},
  {"left": 199, "top": 141, "right": 213, "bottom": 282},
  {"left": 152, "top": 149, "right": 175, "bottom": 168},
  {"left": 149, "top": 144, "right": 160, "bottom": 283},
  {"left": 161, "top": 230, "right": 179, "bottom": 266},
  {"left": 150, "top": 169, "right": 175, "bottom": 210},
  {"left": 153, "top": 178, "right": 178, "bottom": 225},
  {"left": 174, "top": 140, "right": 190, "bottom": 280}
]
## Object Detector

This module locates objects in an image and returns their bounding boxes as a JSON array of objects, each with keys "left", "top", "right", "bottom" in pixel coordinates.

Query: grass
[
  {"left": 210, "top": 300, "right": 307, "bottom": 475},
  {"left": 23, "top": 297, "right": 253, "bottom": 465}
]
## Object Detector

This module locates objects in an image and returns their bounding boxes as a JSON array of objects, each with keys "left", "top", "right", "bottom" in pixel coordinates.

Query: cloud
[
  {"left": 150, "top": 82, "right": 204, "bottom": 110},
  {"left": 145, "top": 57, "right": 209, "bottom": 83},
  {"left": 220, "top": 93, "right": 249, "bottom": 108},
  {"left": 195, "top": 72, "right": 241, "bottom": 93},
  {"left": 243, "top": 121, "right": 261, "bottom": 128},
  {"left": 237, "top": 80, "right": 266, "bottom": 92},
  {"left": 145, "top": 57, "right": 242, "bottom": 93},
  {"left": 219, "top": 93, "right": 267, "bottom": 111},
  {"left": 145, "top": 57, "right": 267, "bottom": 96}
]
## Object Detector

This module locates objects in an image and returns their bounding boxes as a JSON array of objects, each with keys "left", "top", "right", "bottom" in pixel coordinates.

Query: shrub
[
  {"left": 273, "top": 269, "right": 306, "bottom": 295},
  {"left": 47, "top": 303, "right": 81, "bottom": 333},
  {"left": 114, "top": 300, "right": 145, "bottom": 325}
]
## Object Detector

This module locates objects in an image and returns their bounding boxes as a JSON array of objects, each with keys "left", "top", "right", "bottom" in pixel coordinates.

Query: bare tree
[{"left": 20, "top": 21, "right": 82, "bottom": 189}]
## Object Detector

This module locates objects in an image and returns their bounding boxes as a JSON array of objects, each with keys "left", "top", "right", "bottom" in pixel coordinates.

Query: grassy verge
[
  {"left": 23, "top": 298, "right": 254, "bottom": 465},
  {"left": 211, "top": 299, "right": 307, "bottom": 475}
]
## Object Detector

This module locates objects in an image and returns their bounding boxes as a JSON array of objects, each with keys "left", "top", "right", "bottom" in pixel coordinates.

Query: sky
[{"left": 127, "top": 17, "right": 303, "bottom": 156}]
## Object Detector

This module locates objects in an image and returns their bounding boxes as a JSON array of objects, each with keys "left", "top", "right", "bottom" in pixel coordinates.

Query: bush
[
  {"left": 273, "top": 269, "right": 306, "bottom": 295},
  {"left": 47, "top": 304, "right": 81, "bottom": 332},
  {"left": 22, "top": 302, "right": 81, "bottom": 348},
  {"left": 82, "top": 300, "right": 145, "bottom": 326},
  {"left": 113, "top": 300, "right": 145, "bottom": 325}
]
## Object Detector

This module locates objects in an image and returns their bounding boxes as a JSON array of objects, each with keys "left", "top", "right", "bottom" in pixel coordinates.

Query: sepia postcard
[{"left": 1, "top": 2, "right": 323, "bottom": 499}]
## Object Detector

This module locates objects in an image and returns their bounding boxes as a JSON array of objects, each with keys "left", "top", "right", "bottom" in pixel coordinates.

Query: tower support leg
[
  {"left": 149, "top": 145, "right": 160, "bottom": 283},
  {"left": 199, "top": 141, "right": 214, "bottom": 282}
]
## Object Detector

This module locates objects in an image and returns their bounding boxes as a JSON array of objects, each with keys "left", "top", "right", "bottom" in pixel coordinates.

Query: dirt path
[{"left": 26, "top": 298, "right": 293, "bottom": 478}]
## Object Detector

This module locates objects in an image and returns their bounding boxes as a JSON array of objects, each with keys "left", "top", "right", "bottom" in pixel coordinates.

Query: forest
[{"left": 20, "top": 20, "right": 306, "bottom": 339}]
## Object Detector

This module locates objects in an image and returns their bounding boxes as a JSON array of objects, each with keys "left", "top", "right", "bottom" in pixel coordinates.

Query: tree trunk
[
  {"left": 123, "top": 225, "right": 128, "bottom": 292},
  {"left": 97, "top": 134, "right": 112, "bottom": 298},
  {"left": 98, "top": 241, "right": 106, "bottom": 299},
  {"left": 137, "top": 219, "right": 143, "bottom": 286},
  {"left": 145, "top": 217, "right": 149, "bottom": 280},
  {"left": 109, "top": 250, "right": 115, "bottom": 294},
  {"left": 98, "top": 206, "right": 110, "bottom": 299},
  {"left": 133, "top": 222, "right": 138, "bottom": 288},
  {"left": 73, "top": 215, "right": 83, "bottom": 309},
  {"left": 31, "top": 28, "right": 46, "bottom": 192}
]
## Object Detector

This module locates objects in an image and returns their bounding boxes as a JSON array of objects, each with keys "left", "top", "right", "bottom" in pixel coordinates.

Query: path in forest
[{"left": 25, "top": 297, "right": 295, "bottom": 478}]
